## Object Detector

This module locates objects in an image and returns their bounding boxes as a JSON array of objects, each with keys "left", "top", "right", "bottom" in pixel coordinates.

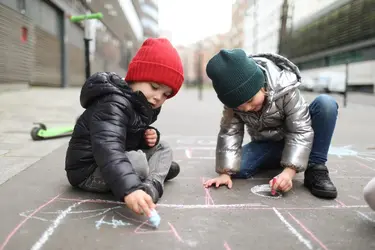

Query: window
[{"left": 17, "top": 0, "right": 26, "bottom": 14}]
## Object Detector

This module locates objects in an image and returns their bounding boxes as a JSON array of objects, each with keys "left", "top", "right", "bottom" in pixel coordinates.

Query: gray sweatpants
[
  {"left": 364, "top": 177, "right": 375, "bottom": 211},
  {"left": 78, "top": 141, "right": 173, "bottom": 193}
]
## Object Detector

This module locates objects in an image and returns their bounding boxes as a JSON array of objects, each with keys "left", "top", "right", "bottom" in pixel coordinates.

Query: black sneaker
[
  {"left": 165, "top": 161, "right": 180, "bottom": 181},
  {"left": 143, "top": 179, "right": 163, "bottom": 203},
  {"left": 304, "top": 164, "right": 337, "bottom": 199}
]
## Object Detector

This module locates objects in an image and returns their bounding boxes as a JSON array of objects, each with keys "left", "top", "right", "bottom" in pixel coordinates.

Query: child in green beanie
[
  {"left": 364, "top": 177, "right": 375, "bottom": 210},
  {"left": 204, "top": 49, "right": 338, "bottom": 199}
]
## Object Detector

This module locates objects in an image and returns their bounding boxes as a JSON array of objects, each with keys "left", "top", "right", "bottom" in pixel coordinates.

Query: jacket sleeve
[
  {"left": 215, "top": 106, "right": 245, "bottom": 174},
  {"left": 90, "top": 100, "right": 144, "bottom": 201},
  {"left": 281, "top": 89, "right": 314, "bottom": 172}
]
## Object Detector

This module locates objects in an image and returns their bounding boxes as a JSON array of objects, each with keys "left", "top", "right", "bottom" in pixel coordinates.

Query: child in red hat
[{"left": 65, "top": 38, "right": 184, "bottom": 217}]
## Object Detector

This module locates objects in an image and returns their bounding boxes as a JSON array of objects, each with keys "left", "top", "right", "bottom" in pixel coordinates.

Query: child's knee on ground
[
  {"left": 126, "top": 150, "right": 149, "bottom": 180},
  {"left": 364, "top": 177, "right": 375, "bottom": 211},
  {"left": 155, "top": 141, "right": 172, "bottom": 156}
]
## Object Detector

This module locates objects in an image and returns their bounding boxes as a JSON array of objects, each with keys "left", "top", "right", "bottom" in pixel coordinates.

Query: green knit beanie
[{"left": 206, "top": 49, "right": 265, "bottom": 108}]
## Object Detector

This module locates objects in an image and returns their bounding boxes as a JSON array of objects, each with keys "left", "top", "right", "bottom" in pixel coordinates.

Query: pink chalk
[{"left": 271, "top": 178, "right": 277, "bottom": 195}]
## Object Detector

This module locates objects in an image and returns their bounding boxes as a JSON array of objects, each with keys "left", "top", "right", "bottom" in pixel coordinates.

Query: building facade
[
  {"left": 281, "top": 0, "right": 375, "bottom": 92},
  {"left": 243, "top": 0, "right": 339, "bottom": 55},
  {"left": 132, "top": 0, "right": 159, "bottom": 39},
  {"left": 228, "top": 0, "right": 249, "bottom": 48},
  {"left": 0, "top": 0, "right": 143, "bottom": 86},
  {"left": 177, "top": 32, "right": 232, "bottom": 86},
  {"left": 243, "top": 0, "right": 284, "bottom": 54}
]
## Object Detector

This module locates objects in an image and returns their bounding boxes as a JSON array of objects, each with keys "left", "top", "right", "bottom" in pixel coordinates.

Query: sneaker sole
[
  {"left": 311, "top": 187, "right": 338, "bottom": 199},
  {"left": 165, "top": 166, "right": 180, "bottom": 181},
  {"left": 165, "top": 171, "right": 179, "bottom": 181},
  {"left": 304, "top": 183, "right": 338, "bottom": 199}
]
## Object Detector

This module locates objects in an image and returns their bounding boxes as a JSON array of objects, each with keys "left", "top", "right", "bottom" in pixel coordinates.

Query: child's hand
[
  {"left": 124, "top": 190, "right": 156, "bottom": 217},
  {"left": 269, "top": 167, "right": 296, "bottom": 193},
  {"left": 203, "top": 174, "right": 233, "bottom": 188},
  {"left": 144, "top": 129, "right": 158, "bottom": 147}
]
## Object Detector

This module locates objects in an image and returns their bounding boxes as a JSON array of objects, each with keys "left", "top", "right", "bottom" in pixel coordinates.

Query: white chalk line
[
  {"left": 158, "top": 203, "right": 268, "bottom": 209},
  {"left": 22, "top": 207, "right": 116, "bottom": 215},
  {"left": 78, "top": 207, "right": 122, "bottom": 220},
  {"left": 356, "top": 211, "right": 375, "bottom": 223},
  {"left": 348, "top": 195, "right": 361, "bottom": 201},
  {"left": 30, "top": 201, "right": 85, "bottom": 250},
  {"left": 158, "top": 203, "right": 370, "bottom": 210},
  {"left": 174, "top": 176, "right": 373, "bottom": 180},
  {"left": 20, "top": 206, "right": 123, "bottom": 222},
  {"left": 250, "top": 184, "right": 282, "bottom": 200},
  {"left": 57, "top": 197, "right": 369, "bottom": 210},
  {"left": 272, "top": 208, "right": 313, "bottom": 250},
  {"left": 19, "top": 212, "right": 49, "bottom": 222},
  {"left": 95, "top": 215, "right": 132, "bottom": 230},
  {"left": 322, "top": 205, "right": 368, "bottom": 208}
]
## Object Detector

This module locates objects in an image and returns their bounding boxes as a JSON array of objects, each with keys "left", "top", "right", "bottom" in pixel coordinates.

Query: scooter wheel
[{"left": 30, "top": 127, "right": 43, "bottom": 141}]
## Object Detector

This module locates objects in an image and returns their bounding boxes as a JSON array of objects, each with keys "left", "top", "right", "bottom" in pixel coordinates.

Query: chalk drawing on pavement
[
  {"left": 31, "top": 201, "right": 85, "bottom": 250},
  {"left": 273, "top": 208, "right": 313, "bottom": 249},
  {"left": 19, "top": 206, "right": 123, "bottom": 222},
  {"left": 251, "top": 184, "right": 282, "bottom": 199},
  {"left": 170, "top": 136, "right": 375, "bottom": 163},
  {"left": 329, "top": 145, "right": 375, "bottom": 162},
  {"left": 95, "top": 215, "right": 132, "bottom": 229},
  {"left": 19, "top": 204, "right": 169, "bottom": 233},
  {"left": 356, "top": 211, "right": 375, "bottom": 224}
]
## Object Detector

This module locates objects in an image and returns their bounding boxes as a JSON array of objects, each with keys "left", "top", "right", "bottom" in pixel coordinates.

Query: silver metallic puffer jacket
[{"left": 216, "top": 53, "right": 314, "bottom": 174}]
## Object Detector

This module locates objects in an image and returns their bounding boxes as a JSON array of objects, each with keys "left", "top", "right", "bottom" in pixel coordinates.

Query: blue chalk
[{"left": 149, "top": 209, "right": 161, "bottom": 228}]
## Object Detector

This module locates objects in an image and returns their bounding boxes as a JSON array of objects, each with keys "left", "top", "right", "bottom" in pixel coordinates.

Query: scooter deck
[
  {"left": 31, "top": 125, "right": 74, "bottom": 141},
  {"left": 37, "top": 126, "right": 74, "bottom": 138}
]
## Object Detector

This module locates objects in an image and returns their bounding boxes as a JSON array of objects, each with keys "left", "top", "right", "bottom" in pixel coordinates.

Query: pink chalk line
[
  {"left": 134, "top": 220, "right": 150, "bottom": 234},
  {"left": 355, "top": 160, "right": 375, "bottom": 172},
  {"left": 0, "top": 194, "right": 60, "bottom": 250},
  {"left": 121, "top": 214, "right": 182, "bottom": 241},
  {"left": 201, "top": 177, "right": 215, "bottom": 205},
  {"left": 335, "top": 199, "right": 347, "bottom": 207},
  {"left": 224, "top": 241, "right": 232, "bottom": 250},
  {"left": 288, "top": 212, "right": 329, "bottom": 250},
  {"left": 168, "top": 222, "right": 184, "bottom": 242}
]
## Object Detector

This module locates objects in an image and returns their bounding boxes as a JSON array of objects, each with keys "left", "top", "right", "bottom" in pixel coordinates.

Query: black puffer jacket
[{"left": 65, "top": 72, "right": 160, "bottom": 201}]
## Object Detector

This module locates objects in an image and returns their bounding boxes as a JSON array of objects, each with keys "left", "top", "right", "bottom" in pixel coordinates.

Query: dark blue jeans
[{"left": 234, "top": 94, "right": 338, "bottom": 178}]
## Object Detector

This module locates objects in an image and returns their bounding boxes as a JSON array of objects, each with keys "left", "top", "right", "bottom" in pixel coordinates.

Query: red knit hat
[{"left": 125, "top": 38, "right": 184, "bottom": 98}]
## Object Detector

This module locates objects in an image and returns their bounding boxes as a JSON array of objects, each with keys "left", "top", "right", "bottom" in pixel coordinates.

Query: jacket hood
[
  {"left": 80, "top": 72, "right": 161, "bottom": 123},
  {"left": 80, "top": 72, "right": 134, "bottom": 109},
  {"left": 251, "top": 53, "right": 302, "bottom": 102}
]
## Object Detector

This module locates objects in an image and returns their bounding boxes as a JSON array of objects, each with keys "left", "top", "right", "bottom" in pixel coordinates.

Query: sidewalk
[{"left": 0, "top": 87, "right": 83, "bottom": 185}]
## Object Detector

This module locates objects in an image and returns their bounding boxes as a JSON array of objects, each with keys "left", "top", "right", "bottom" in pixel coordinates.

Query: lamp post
[
  {"left": 196, "top": 42, "right": 203, "bottom": 101},
  {"left": 344, "top": 60, "right": 349, "bottom": 108},
  {"left": 69, "top": 12, "right": 103, "bottom": 79}
]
